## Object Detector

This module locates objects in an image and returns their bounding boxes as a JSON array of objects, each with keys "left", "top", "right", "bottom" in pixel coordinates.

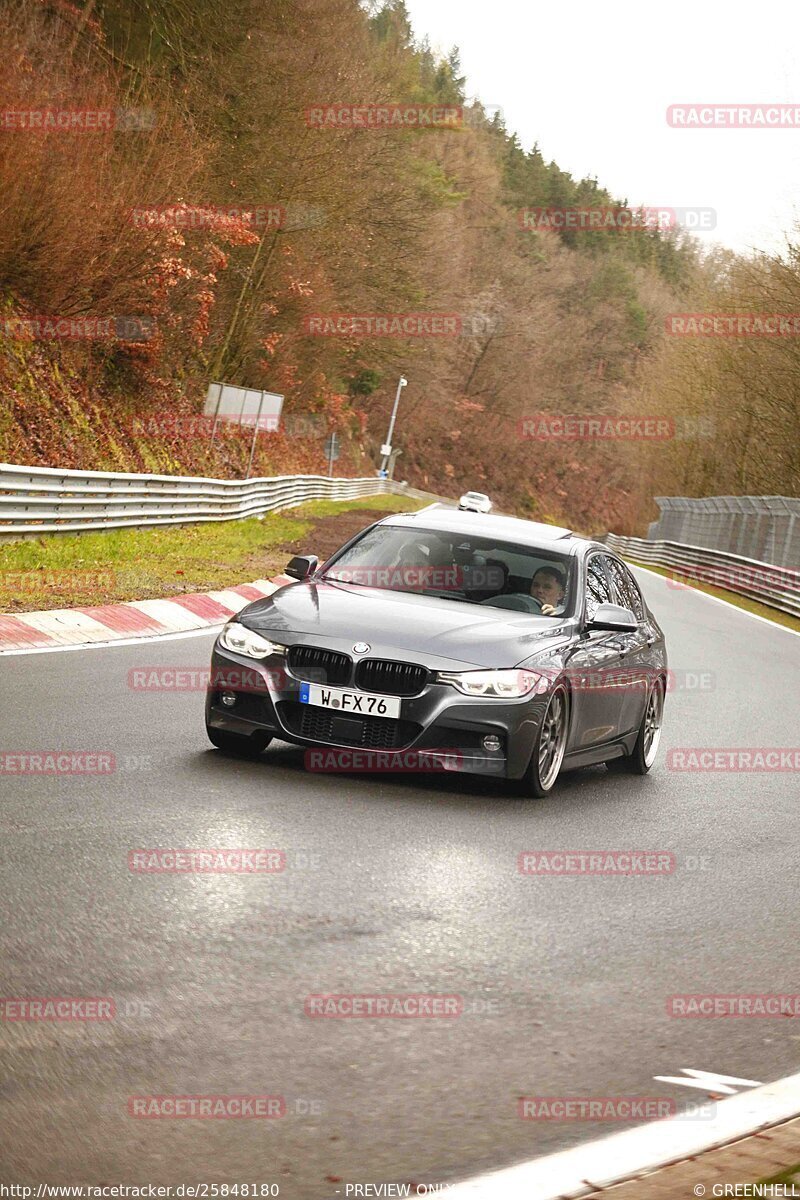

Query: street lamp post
[{"left": 379, "top": 375, "right": 407, "bottom": 475}]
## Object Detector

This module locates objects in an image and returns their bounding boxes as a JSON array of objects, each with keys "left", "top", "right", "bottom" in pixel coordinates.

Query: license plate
[{"left": 298, "top": 682, "right": 401, "bottom": 719}]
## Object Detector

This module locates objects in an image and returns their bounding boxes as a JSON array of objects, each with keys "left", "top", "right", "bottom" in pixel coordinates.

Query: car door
[
  {"left": 564, "top": 553, "right": 627, "bottom": 750},
  {"left": 604, "top": 556, "right": 661, "bottom": 735}
]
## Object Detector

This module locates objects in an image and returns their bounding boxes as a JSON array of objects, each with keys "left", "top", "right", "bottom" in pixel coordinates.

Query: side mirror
[
  {"left": 285, "top": 554, "right": 319, "bottom": 581},
  {"left": 585, "top": 603, "right": 638, "bottom": 633}
]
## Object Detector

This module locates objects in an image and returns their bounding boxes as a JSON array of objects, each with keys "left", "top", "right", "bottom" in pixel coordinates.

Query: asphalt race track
[{"left": 1, "top": 568, "right": 798, "bottom": 1195}]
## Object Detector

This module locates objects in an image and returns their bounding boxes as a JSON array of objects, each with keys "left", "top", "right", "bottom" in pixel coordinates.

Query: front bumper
[{"left": 205, "top": 643, "right": 552, "bottom": 780}]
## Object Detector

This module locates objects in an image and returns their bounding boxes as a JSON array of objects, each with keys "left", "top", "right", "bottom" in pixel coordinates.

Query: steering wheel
[{"left": 480, "top": 593, "right": 543, "bottom": 613}]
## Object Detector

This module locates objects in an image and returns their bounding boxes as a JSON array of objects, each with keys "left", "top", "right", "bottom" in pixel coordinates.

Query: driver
[{"left": 530, "top": 565, "right": 566, "bottom": 615}]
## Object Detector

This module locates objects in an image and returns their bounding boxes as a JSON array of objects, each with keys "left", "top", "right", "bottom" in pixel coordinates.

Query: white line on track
[
  {"left": 445, "top": 1069, "right": 800, "bottom": 1199},
  {"left": 653, "top": 1068, "right": 762, "bottom": 1094}
]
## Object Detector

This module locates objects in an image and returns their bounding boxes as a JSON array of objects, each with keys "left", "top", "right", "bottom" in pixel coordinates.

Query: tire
[
  {"left": 519, "top": 685, "right": 569, "bottom": 798},
  {"left": 606, "top": 677, "right": 665, "bottom": 775},
  {"left": 206, "top": 724, "right": 272, "bottom": 759}
]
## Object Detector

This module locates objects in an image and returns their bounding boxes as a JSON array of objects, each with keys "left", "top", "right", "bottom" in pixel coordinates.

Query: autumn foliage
[{"left": 0, "top": 0, "right": 796, "bottom": 531}]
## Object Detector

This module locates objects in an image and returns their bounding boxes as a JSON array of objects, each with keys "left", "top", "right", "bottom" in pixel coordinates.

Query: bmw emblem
[{"left": 353, "top": 642, "right": 370, "bottom": 654}]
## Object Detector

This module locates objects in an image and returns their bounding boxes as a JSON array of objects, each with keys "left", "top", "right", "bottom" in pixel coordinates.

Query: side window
[
  {"left": 622, "top": 564, "right": 645, "bottom": 621},
  {"left": 605, "top": 557, "right": 645, "bottom": 620},
  {"left": 584, "top": 555, "right": 613, "bottom": 620}
]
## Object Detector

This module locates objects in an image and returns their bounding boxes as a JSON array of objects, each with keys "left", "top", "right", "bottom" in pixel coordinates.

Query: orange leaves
[
  {"left": 207, "top": 245, "right": 229, "bottom": 273},
  {"left": 260, "top": 333, "right": 283, "bottom": 359},
  {"left": 455, "top": 397, "right": 485, "bottom": 414}
]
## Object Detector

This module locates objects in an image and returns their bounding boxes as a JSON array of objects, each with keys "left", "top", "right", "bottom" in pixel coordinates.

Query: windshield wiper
[{"left": 320, "top": 575, "right": 370, "bottom": 585}]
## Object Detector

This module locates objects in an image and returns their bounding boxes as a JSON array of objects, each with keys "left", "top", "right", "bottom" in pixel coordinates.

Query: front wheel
[
  {"left": 519, "top": 685, "right": 569, "bottom": 798},
  {"left": 607, "top": 678, "right": 664, "bottom": 775},
  {"left": 206, "top": 725, "right": 272, "bottom": 759}
]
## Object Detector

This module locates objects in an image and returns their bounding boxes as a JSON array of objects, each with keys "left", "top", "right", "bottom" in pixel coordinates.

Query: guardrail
[
  {"left": 605, "top": 532, "right": 800, "bottom": 619},
  {"left": 0, "top": 462, "right": 415, "bottom": 539}
]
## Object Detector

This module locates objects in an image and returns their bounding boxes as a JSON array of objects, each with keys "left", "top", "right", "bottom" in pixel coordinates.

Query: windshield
[{"left": 320, "top": 524, "right": 575, "bottom": 616}]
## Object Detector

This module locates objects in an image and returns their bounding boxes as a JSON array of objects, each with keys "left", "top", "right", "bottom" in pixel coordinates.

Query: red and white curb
[
  {"left": 0, "top": 574, "right": 294, "bottom": 654},
  {"left": 445, "top": 1070, "right": 800, "bottom": 1199}
]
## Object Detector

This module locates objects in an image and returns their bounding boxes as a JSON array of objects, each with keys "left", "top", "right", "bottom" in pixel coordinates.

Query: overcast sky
[{"left": 404, "top": 0, "right": 800, "bottom": 257}]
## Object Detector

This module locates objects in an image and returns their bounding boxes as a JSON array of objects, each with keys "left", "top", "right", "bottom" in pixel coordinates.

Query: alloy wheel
[
  {"left": 642, "top": 682, "right": 664, "bottom": 768},
  {"left": 538, "top": 689, "right": 568, "bottom": 791}
]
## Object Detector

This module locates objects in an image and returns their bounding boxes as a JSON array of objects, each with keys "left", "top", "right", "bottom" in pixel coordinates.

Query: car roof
[{"left": 378, "top": 507, "right": 591, "bottom": 551}]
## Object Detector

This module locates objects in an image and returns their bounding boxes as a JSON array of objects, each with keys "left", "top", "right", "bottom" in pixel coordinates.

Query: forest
[{"left": 1, "top": 0, "right": 798, "bottom": 534}]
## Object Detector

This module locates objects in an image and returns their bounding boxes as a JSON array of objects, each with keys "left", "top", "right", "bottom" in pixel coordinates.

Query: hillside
[{"left": 1, "top": 0, "right": 796, "bottom": 532}]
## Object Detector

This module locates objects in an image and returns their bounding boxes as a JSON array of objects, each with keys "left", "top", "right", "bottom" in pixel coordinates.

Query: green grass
[
  {"left": 760, "top": 1162, "right": 800, "bottom": 1185},
  {"left": 0, "top": 492, "right": 427, "bottom": 612},
  {"left": 288, "top": 494, "right": 424, "bottom": 520},
  {"left": 628, "top": 560, "right": 800, "bottom": 634}
]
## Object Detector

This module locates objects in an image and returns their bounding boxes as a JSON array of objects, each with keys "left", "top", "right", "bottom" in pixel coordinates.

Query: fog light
[
  {"left": 221, "top": 691, "right": 237, "bottom": 707},
  {"left": 482, "top": 734, "right": 501, "bottom": 752}
]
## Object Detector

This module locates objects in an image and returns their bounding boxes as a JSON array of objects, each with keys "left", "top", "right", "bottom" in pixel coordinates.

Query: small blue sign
[{"left": 299, "top": 682, "right": 310, "bottom": 705}]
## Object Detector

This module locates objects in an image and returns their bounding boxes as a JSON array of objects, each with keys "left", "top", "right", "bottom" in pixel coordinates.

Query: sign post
[
  {"left": 324, "top": 432, "right": 340, "bottom": 478},
  {"left": 246, "top": 391, "right": 266, "bottom": 479},
  {"left": 379, "top": 376, "right": 407, "bottom": 474}
]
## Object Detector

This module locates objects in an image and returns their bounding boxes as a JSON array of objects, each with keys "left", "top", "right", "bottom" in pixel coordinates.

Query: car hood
[{"left": 237, "top": 579, "right": 573, "bottom": 669}]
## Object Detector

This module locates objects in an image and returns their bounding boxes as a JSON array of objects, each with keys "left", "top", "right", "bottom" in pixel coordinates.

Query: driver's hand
[{"left": 541, "top": 603, "right": 556, "bottom": 615}]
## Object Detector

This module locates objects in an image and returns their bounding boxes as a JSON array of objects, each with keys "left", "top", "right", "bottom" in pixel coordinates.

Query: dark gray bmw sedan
[{"left": 205, "top": 508, "right": 667, "bottom": 796}]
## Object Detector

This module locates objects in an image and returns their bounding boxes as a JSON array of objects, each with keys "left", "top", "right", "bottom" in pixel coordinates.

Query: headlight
[
  {"left": 438, "top": 668, "right": 547, "bottom": 698},
  {"left": 218, "top": 622, "right": 280, "bottom": 659}
]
